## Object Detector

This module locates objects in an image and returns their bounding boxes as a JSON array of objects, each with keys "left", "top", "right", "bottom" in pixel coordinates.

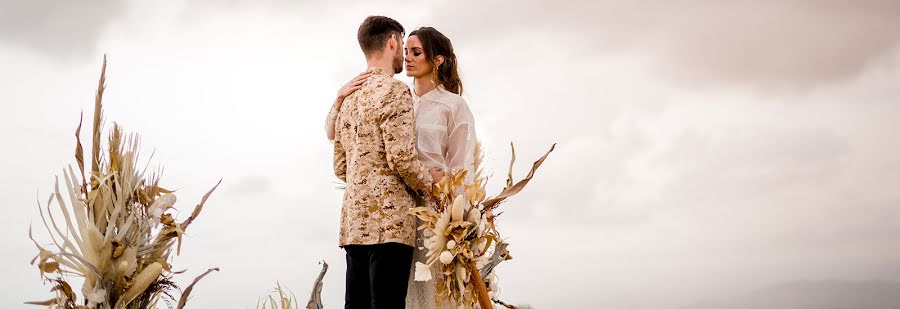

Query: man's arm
[
  {"left": 333, "top": 115, "right": 347, "bottom": 182},
  {"left": 325, "top": 97, "right": 342, "bottom": 142},
  {"left": 379, "top": 81, "right": 432, "bottom": 194}
]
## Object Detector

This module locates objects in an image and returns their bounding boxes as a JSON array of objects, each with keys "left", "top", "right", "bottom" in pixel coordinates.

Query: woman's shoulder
[
  {"left": 433, "top": 89, "right": 474, "bottom": 122},
  {"left": 433, "top": 88, "right": 468, "bottom": 108}
]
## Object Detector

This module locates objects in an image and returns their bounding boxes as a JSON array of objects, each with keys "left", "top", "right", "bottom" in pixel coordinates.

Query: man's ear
[
  {"left": 387, "top": 34, "right": 397, "bottom": 50},
  {"left": 434, "top": 55, "right": 445, "bottom": 67}
]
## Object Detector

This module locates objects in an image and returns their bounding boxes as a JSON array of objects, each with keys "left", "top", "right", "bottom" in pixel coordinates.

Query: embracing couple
[{"left": 326, "top": 15, "right": 477, "bottom": 309}]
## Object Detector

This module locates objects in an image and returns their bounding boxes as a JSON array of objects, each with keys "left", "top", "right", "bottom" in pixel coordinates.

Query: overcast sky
[{"left": 2, "top": 0, "right": 899, "bottom": 308}]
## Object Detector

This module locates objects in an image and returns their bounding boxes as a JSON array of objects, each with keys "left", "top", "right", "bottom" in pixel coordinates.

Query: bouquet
[{"left": 410, "top": 142, "right": 555, "bottom": 308}]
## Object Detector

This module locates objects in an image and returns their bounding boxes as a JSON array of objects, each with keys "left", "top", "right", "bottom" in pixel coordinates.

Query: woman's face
[{"left": 404, "top": 35, "right": 431, "bottom": 78}]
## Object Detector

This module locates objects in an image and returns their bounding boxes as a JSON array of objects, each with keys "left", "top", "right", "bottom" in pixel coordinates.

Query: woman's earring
[{"left": 431, "top": 64, "right": 439, "bottom": 86}]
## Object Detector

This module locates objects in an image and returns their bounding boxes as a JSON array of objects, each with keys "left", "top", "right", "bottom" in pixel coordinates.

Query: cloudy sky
[{"left": 2, "top": 0, "right": 899, "bottom": 308}]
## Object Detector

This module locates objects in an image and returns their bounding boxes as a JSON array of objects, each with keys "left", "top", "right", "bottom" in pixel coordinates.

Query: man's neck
[{"left": 366, "top": 57, "right": 394, "bottom": 77}]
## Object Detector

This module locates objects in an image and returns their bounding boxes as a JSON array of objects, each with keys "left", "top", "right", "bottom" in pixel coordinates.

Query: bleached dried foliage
[
  {"left": 27, "top": 55, "right": 220, "bottom": 309},
  {"left": 410, "top": 142, "right": 555, "bottom": 308}
]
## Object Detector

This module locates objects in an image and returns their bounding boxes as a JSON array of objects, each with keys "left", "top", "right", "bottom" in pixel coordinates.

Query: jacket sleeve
[
  {"left": 333, "top": 112, "right": 347, "bottom": 182},
  {"left": 379, "top": 81, "right": 432, "bottom": 195}
]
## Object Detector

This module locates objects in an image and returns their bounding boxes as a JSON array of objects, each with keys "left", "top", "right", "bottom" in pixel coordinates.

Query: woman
[{"left": 325, "top": 27, "right": 477, "bottom": 308}]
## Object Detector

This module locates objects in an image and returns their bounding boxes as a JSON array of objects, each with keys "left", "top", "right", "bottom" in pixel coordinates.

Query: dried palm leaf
[
  {"left": 482, "top": 143, "right": 556, "bottom": 211},
  {"left": 176, "top": 268, "right": 219, "bottom": 309},
  {"left": 305, "top": 261, "right": 328, "bottom": 309}
]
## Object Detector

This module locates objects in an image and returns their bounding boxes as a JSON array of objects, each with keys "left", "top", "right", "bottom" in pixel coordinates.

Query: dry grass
[{"left": 257, "top": 282, "right": 299, "bottom": 309}]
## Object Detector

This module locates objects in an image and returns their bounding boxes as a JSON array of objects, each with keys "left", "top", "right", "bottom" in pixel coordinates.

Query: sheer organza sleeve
[{"left": 446, "top": 99, "right": 476, "bottom": 178}]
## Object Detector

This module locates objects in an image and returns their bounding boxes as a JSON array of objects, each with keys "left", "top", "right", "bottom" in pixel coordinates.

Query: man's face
[{"left": 392, "top": 34, "right": 404, "bottom": 74}]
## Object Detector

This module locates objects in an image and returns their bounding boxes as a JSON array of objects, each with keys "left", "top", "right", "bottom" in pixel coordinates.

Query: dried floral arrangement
[
  {"left": 27, "top": 56, "right": 220, "bottom": 309},
  {"left": 410, "top": 142, "right": 555, "bottom": 309}
]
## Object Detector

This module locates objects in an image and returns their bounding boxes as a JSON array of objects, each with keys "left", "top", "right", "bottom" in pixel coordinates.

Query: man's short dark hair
[{"left": 357, "top": 16, "right": 405, "bottom": 57}]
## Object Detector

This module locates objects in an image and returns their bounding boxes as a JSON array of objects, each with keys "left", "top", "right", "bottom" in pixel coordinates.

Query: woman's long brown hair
[{"left": 409, "top": 27, "right": 463, "bottom": 95}]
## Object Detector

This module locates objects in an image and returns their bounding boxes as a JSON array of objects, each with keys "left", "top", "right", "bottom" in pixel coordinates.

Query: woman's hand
[
  {"left": 335, "top": 71, "right": 372, "bottom": 109},
  {"left": 428, "top": 167, "right": 445, "bottom": 183}
]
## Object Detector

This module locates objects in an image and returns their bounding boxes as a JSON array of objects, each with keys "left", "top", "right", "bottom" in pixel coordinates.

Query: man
[{"left": 332, "top": 16, "right": 435, "bottom": 309}]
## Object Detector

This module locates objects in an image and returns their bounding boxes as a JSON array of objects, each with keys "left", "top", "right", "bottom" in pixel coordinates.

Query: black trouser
[{"left": 344, "top": 242, "right": 414, "bottom": 309}]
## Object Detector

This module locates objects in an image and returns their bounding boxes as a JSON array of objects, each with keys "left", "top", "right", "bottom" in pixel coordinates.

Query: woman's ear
[{"left": 435, "top": 55, "right": 445, "bottom": 67}]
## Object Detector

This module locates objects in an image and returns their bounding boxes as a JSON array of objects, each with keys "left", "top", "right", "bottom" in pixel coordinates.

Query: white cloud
[
  {"left": 0, "top": 0, "right": 126, "bottom": 61},
  {"left": 427, "top": 0, "right": 900, "bottom": 92}
]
